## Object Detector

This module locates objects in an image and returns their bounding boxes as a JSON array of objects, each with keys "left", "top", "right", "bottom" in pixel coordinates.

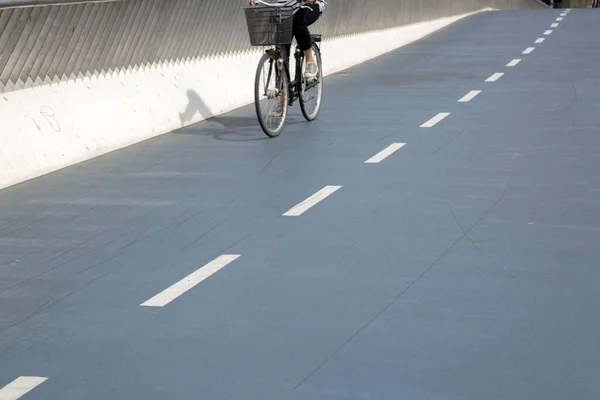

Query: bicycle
[{"left": 245, "top": 0, "right": 324, "bottom": 137}]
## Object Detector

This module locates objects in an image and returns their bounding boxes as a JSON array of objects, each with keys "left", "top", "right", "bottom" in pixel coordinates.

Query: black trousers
[{"left": 284, "top": 4, "right": 321, "bottom": 58}]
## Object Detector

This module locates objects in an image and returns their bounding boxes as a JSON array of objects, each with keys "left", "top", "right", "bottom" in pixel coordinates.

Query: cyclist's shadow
[
  {"left": 179, "top": 90, "right": 213, "bottom": 125},
  {"left": 178, "top": 89, "right": 306, "bottom": 140}
]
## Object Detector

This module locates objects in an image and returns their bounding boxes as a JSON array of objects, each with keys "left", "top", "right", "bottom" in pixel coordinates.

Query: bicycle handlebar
[
  {"left": 249, "top": 0, "right": 323, "bottom": 8},
  {"left": 250, "top": 0, "right": 283, "bottom": 6}
]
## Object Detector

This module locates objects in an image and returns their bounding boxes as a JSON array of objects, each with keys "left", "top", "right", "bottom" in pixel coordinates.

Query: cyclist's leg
[
  {"left": 292, "top": 4, "right": 321, "bottom": 71},
  {"left": 272, "top": 6, "right": 321, "bottom": 112}
]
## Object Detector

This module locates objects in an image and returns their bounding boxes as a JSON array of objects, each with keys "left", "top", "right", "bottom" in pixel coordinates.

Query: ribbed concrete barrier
[{"left": 0, "top": 0, "right": 548, "bottom": 190}]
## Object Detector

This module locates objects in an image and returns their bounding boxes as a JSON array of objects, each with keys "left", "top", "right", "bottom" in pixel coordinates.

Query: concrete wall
[{"left": 0, "top": 0, "right": 548, "bottom": 189}]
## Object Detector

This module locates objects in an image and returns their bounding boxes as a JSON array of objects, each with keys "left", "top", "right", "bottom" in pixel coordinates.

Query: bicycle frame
[{"left": 263, "top": 44, "right": 320, "bottom": 107}]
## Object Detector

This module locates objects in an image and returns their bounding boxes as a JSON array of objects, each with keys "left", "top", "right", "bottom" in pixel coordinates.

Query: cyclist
[
  {"left": 247, "top": 0, "right": 325, "bottom": 78},
  {"left": 247, "top": 0, "right": 325, "bottom": 117}
]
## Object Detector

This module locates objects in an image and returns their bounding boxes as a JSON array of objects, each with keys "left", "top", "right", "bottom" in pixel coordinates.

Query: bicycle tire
[
  {"left": 300, "top": 43, "right": 323, "bottom": 122},
  {"left": 254, "top": 53, "right": 289, "bottom": 138}
]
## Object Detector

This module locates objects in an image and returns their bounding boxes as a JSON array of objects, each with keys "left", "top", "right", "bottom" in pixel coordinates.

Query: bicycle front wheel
[
  {"left": 254, "top": 53, "right": 289, "bottom": 138},
  {"left": 300, "top": 44, "right": 323, "bottom": 121}
]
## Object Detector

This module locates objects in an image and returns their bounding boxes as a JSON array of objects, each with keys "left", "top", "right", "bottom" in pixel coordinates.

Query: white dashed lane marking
[
  {"left": 458, "top": 90, "right": 482, "bottom": 103},
  {"left": 0, "top": 377, "right": 48, "bottom": 400},
  {"left": 507, "top": 59, "right": 521, "bottom": 67},
  {"left": 283, "top": 186, "right": 342, "bottom": 216},
  {"left": 141, "top": 255, "right": 241, "bottom": 307},
  {"left": 365, "top": 143, "right": 406, "bottom": 164},
  {"left": 523, "top": 47, "right": 535, "bottom": 54},
  {"left": 544, "top": 30, "right": 553, "bottom": 35},
  {"left": 535, "top": 38, "right": 545, "bottom": 44},
  {"left": 420, "top": 113, "right": 450, "bottom": 128},
  {"left": 486, "top": 73, "right": 504, "bottom": 82},
  {"left": 551, "top": 23, "right": 559, "bottom": 28}
]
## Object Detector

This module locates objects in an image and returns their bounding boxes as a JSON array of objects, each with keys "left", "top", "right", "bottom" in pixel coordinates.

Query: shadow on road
[{"left": 176, "top": 89, "right": 311, "bottom": 141}]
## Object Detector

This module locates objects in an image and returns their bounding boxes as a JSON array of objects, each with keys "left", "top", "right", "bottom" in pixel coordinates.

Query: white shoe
[{"left": 304, "top": 61, "right": 319, "bottom": 79}]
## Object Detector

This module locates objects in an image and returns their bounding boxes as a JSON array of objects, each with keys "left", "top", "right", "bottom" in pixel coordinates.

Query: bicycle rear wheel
[
  {"left": 300, "top": 43, "right": 323, "bottom": 121},
  {"left": 254, "top": 53, "right": 289, "bottom": 138}
]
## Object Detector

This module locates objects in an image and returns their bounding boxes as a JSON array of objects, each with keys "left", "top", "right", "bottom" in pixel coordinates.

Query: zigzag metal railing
[
  {"left": 0, "top": 0, "right": 548, "bottom": 94},
  {"left": 0, "top": 0, "right": 123, "bottom": 9},
  {"left": 0, "top": 0, "right": 125, "bottom": 10}
]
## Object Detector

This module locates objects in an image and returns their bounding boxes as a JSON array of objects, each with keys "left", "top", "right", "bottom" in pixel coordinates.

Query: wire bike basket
[{"left": 244, "top": 6, "right": 294, "bottom": 46}]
